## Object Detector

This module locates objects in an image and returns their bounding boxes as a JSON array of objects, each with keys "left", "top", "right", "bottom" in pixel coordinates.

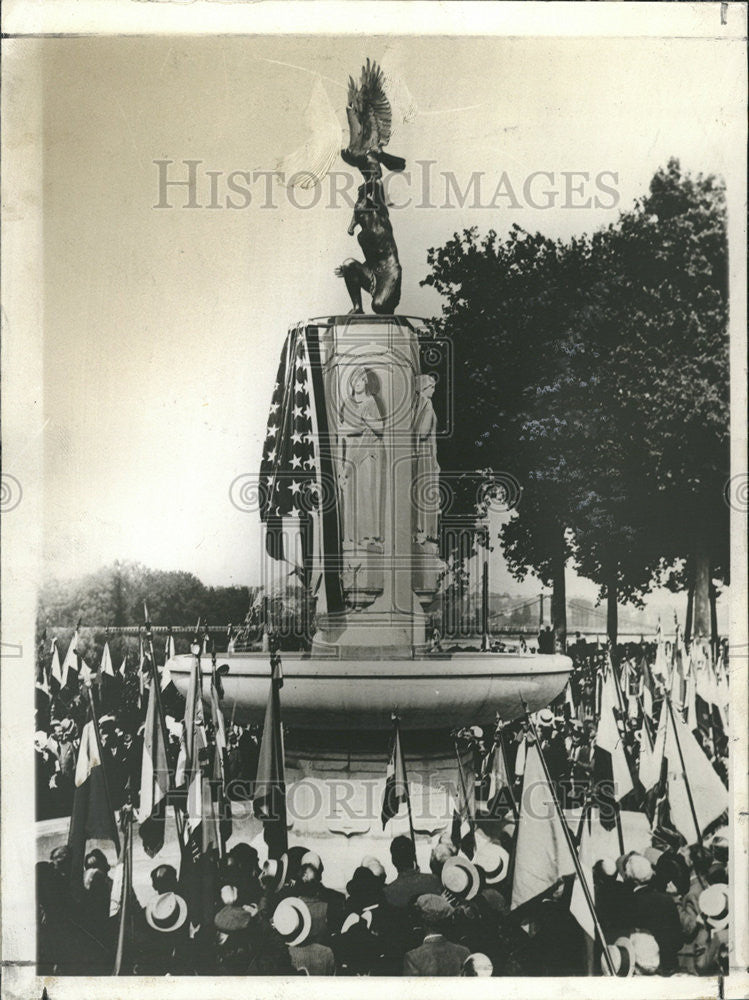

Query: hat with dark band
[
  {"left": 474, "top": 842, "right": 510, "bottom": 885},
  {"left": 272, "top": 897, "right": 312, "bottom": 947},
  {"left": 699, "top": 884, "right": 729, "bottom": 931},
  {"left": 441, "top": 856, "right": 481, "bottom": 901},
  {"left": 145, "top": 892, "right": 188, "bottom": 933}
]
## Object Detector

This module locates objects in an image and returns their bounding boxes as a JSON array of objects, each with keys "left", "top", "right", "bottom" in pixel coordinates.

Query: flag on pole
[
  {"left": 60, "top": 626, "right": 82, "bottom": 692},
  {"left": 593, "top": 666, "right": 634, "bottom": 824},
  {"left": 259, "top": 324, "right": 344, "bottom": 613},
  {"left": 569, "top": 806, "right": 620, "bottom": 939},
  {"left": 68, "top": 704, "right": 120, "bottom": 881},
  {"left": 100, "top": 641, "right": 119, "bottom": 712},
  {"left": 483, "top": 725, "right": 516, "bottom": 818},
  {"left": 381, "top": 720, "right": 410, "bottom": 829},
  {"left": 50, "top": 638, "right": 63, "bottom": 695},
  {"left": 162, "top": 631, "right": 175, "bottom": 691},
  {"left": 113, "top": 810, "right": 136, "bottom": 975},
  {"left": 664, "top": 701, "right": 728, "bottom": 845},
  {"left": 639, "top": 698, "right": 667, "bottom": 792},
  {"left": 210, "top": 654, "right": 232, "bottom": 848},
  {"left": 175, "top": 649, "right": 206, "bottom": 788},
  {"left": 511, "top": 741, "right": 575, "bottom": 909},
  {"left": 652, "top": 621, "right": 668, "bottom": 686},
  {"left": 137, "top": 634, "right": 146, "bottom": 709},
  {"left": 253, "top": 652, "right": 287, "bottom": 859},
  {"left": 138, "top": 675, "right": 170, "bottom": 857}
]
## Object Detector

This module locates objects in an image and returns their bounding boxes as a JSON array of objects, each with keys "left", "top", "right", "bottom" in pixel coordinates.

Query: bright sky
[{"left": 40, "top": 32, "right": 741, "bottom": 616}]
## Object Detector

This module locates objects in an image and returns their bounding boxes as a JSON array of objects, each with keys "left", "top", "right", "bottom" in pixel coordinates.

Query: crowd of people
[
  {"left": 35, "top": 633, "right": 731, "bottom": 977},
  {"left": 37, "top": 823, "right": 730, "bottom": 977}
]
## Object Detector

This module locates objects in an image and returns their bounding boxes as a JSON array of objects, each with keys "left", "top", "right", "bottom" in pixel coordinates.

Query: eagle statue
[
  {"left": 342, "top": 58, "right": 406, "bottom": 173},
  {"left": 336, "top": 59, "right": 406, "bottom": 315}
]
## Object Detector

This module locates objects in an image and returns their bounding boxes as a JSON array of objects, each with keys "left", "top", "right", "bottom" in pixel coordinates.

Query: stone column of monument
[{"left": 311, "top": 316, "right": 436, "bottom": 657}]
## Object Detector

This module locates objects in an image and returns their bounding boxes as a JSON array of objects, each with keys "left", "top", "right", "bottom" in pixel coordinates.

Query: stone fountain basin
[{"left": 168, "top": 651, "right": 572, "bottom": 730}]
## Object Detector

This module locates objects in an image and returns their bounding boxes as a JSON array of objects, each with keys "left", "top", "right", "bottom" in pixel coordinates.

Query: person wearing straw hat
[
  {"left": 621, "top": 852, "right": 683, "bottom": 974},
  {"left": 693, "top": 884, "right": 729, "bottom": 975},
  {"left": 272, "top": 896, "right": 336, "bottom": 975},
  {"left": 137, "top": 891, "right": 191, "bottom": 975},
  {"left": 461, "top": 952, "right": 493, "bottom": 976},
  {"left": 602, "top": 932, "right": 660, "bottom": 976}
]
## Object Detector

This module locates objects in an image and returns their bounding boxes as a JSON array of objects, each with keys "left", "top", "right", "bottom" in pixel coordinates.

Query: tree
[
  {"left": 422, "top": 226, "right": 585, "bottom": 648},
  {"left": 571, "top": 160, "right": 729, "bottom": 642}
]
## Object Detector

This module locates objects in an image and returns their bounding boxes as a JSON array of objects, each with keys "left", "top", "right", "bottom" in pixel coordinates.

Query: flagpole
[
  {"left": 394, "top": 714, "right": 416, "bottom": 847},
  {"left": 113, "top": 805, "right": 133, "bottom": 975},
  {"left": 522, "top": 698, "right": 615, "bottom": 976},
  {"left": 85, "top": 682, "right": 121, "bottom": 856},
  {"left": 144, "top": 602, "right": 186, "bottom": 848},
  {"left": 454, "top": 734, "right": 477, "bottom": 843},
  {"left": 665, "top": 695, "right": 702, "bottom": 846},
  {"left": 495, "top": 714, "right": 519, "bottom": 819}
]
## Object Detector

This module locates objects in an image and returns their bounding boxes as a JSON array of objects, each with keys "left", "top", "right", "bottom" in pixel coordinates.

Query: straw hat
[
  {"left": 462, "top": 953, "right": 493, "bottom": 976},
  {"left": 272, "top": 897, "right": 313, "bottom": 947},
  {"left": 699, "top": 884, "right": 729, "bottom": 931},
  {"left": 441, "top": 856, "right": 481, "bottom": 901},
  {"left": 629, "top": 932, "right": 660, "bottom": 974},
  {"left": 474, "top": 842, "right": 510, "bottom": 885},
  {"left": 602, "top": 935, "right": 636, "bottom": 977},
  {"left": 537, "top": 709, "right": 554, "bottom": 727},
  {"left": 145, "top": 892, "right": 188, "bottom": 933},
  {"left": 261, "top": 853, "right": 289, "bottom": 893}
]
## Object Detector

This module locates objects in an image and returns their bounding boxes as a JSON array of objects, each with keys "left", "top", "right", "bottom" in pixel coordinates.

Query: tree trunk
[
  {"left": 709, "top": 580, "right": 719, "bottom": 655},
  {"left": 550, "top": 527, "right": 567, "bottom": 652},
  {"left": 606, "top": 563, "right": 618, "bottom": 650},
  {"left": 692, "top": 536, "right": 711, "bottom": 639},
  {"left": 685, "top": 580, "right": 694, "bottom": 645}
]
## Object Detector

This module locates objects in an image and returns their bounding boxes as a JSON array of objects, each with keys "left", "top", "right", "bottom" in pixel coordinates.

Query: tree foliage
[{"left": 421, "top": 159, "right": 729, "bottom": 631}]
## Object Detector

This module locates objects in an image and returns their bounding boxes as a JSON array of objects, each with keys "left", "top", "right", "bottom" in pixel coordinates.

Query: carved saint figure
[
  {"left": 413, "top": 374, "right": 440, "bottom": 542},
  {"left": 338, "top": 367, "right": 385, "bottom": 546}
]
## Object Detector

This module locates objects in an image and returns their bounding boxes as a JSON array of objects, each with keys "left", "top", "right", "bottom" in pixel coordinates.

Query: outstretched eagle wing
[{"left": 346, "top": 58, "right": 393, "bottom": 156}]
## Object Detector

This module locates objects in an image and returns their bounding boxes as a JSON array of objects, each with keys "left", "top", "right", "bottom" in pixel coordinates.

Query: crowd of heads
[{"left": 37, "top": 818, "right": 730, "bottom": 978}]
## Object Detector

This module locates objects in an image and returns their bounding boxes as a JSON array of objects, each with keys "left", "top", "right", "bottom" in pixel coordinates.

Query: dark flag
[
  {"left": 35, "top": 663, "right": 51, "bottom": 729},
  {"left": 49, "top": 637, "right": 62, "bottom": 697},
  {"left": 253, "top": 652, "right": 287, "bottom": 859},
  {"left": 381, "top": 720, "right": 410, "bottom": 830},
  {"left": 259, "top": 324, "right": 343, "bottom": 612},
  {"left": 138, "top": 674, "right": 169, "bottom": 857},
  {"left": 60, "top": 626, "right": 82, "bottom": 697},
  {"left": 450, "top": 748, "right": 476, "bottom": 858},
  {"left": 68, "top": 695, "right": 120, "bottom": 882}
]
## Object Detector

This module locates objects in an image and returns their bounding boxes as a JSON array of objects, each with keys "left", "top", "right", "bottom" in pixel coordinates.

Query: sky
[{"left": 39, "top": 32, "right": 741, "bottom": 620}]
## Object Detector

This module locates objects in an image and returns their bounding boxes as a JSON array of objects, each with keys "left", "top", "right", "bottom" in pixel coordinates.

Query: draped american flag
[{"left": 259, "top": 324, "right": 343, "bottom": 611}]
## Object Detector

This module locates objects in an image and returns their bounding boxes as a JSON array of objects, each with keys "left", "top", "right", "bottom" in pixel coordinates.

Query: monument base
[{"left": 311, "top": 607, "right": 429, "bottom": 658}]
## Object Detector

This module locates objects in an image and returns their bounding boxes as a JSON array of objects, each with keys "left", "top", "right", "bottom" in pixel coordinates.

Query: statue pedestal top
[{"left": 304, "top": 315, "right": 437, "bottom": 656}]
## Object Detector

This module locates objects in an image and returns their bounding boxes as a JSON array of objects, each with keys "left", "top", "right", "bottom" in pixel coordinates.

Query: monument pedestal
[{"left": 309, "top": 314, "right": 439, "bottom": 657}]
